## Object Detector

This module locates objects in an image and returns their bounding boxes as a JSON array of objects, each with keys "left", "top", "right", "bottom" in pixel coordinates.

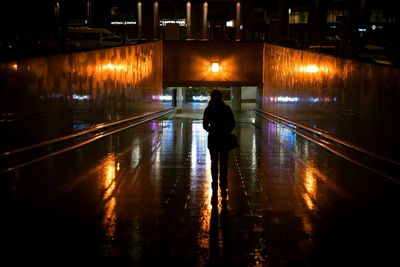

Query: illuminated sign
[
  {"left": 159, "top": 19, "right": 186, "bottom": 27},
  {"left": 226, "top": 20, "right": 234, "bottom": 27},
  {"left": 269, "top": 96, "right": 336, "bottom": 103},
  {"left": 192, "top": 95, "right": 209, "bottom": 102},
  {"left": 111, "top": 21, "right": 136, "bottom": 25},
  {"left": 152, "top": 95, "right": 172, "bottom": 101}
]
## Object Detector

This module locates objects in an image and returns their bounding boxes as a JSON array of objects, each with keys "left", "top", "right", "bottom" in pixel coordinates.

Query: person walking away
[{"left": 202, "top": 89, "right": 236, "bottom": 198}]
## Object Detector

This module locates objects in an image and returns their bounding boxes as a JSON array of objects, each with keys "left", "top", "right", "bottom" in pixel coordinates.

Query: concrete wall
[
  {"left": 262, "top": 44, "right": 400, "bottom": 160},
  {"left": 0, "top": 41, "right": 164, "bottom": 151},
  {"left": 163, "top": 41, "right": 263, "bottom": 87},
  {"left": 241, "top": 86, "right": 257, "bottom": 102}
]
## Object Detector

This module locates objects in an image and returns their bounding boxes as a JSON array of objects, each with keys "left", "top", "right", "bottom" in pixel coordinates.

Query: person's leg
[
  {"left": 210, "top": 149, "right": 219, "bottom": 190},
  {"left": 219, "top": 150, "right": 229, "bottom": 191}
]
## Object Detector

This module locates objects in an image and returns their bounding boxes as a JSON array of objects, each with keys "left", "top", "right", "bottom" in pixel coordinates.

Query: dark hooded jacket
[{"left": 203, "top": 99, "right": 236, "bottom": 151}]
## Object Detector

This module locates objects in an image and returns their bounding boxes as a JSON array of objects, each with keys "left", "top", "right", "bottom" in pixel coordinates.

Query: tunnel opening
[{"left": 163, "top": 86, "right": 258, "bottom": 118}]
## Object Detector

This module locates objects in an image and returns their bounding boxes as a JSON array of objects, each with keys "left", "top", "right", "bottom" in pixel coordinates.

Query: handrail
[
  {"left": 255, "top": 109, "right": 399, "bottom": 184},
  {"left": 1, "top": 107, "right": 174, "bottom": 158},
  {"left": 0, "top": 107, "right": 174, "bottom": 175},
  {"left": 255, "top": 109, "right": 400, "bottom": 167}
]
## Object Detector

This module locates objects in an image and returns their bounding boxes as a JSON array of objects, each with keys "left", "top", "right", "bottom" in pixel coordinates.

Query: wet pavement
[{"left": 1, "top": 106, "right": 399, "bottom": 267}]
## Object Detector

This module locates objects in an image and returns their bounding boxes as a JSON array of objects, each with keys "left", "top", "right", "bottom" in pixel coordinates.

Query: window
[
  {"left": 370, "top": 10, "right": 395, "bottom": 23},
  {"left": 327, "top": 10, "right": 349, "bottom": 23},
  {"left": 111, "top": 7, "right": 119, "bottom": 16},
  {"left": 289, "top": 11, "right": 308, "bottom": 24}
]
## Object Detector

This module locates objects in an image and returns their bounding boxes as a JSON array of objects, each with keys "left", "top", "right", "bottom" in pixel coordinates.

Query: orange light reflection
[
  {"left": 303, "top": 166, "right": 317, "bottom": 210},
  {"left": 101, "top": 153, "right": 118, "bottom": 239},
  {"left": 11, "top": 44, "right": 158, "bottom": 101},
  {"left": 191, "top": 122, "right": 213, "bottom": 251},
  {"left": 295, "top": 64, "right": 333, "bottom": 74}
]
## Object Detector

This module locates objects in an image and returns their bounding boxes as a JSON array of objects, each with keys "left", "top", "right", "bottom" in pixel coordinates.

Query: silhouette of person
[{"left": 203, "top": 89, "right": 236, "bottom": 197}]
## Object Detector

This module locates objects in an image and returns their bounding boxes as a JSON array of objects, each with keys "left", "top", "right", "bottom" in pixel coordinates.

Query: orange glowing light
[
  {"left": 211, "top": 62, "right": 220, "bottom": 73},
  {"left": 100, "top": 153, "right": 117, "bottom": 239},
  {"left": 296, "top": 64, "right": 319, "bottom": 73},
  {"left": 295, "top": 64, "right": 334, "bottom": 75},
  {"left": 303, "top": 166, "right": 317, "bottom": 210}
]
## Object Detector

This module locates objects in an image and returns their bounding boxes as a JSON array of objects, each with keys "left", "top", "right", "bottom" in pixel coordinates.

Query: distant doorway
[{"left": 164, "top": 86, "right": 258, "bottom": 117}]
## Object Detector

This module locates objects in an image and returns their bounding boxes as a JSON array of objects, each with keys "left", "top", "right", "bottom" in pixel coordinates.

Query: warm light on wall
[
  {"left": 297, "top": 64, "right": 319, "bottom": 73},
  {"left": 211, "top": 62, "right": 220, "bottom": 73}
]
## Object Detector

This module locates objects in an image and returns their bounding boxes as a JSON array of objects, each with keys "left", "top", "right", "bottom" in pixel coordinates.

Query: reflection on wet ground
[
  {"left": 1, "top": 108, "right": 399, "bottom": 267},
  {"left": 265, "top": 104, "right": 400, "bottom": 162}
]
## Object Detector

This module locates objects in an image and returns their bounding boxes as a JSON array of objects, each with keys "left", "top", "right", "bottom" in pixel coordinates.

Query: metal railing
[
  {"left": 255, "top": 109, "right": 400, "bottom": 184},
  {"left": 0, "top": 107, "right": 174, "bottom": 175}
]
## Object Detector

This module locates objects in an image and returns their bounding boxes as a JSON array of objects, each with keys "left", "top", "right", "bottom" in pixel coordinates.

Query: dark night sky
[{"left": 1, "top": 0, "right": 91, "bottom": 40}]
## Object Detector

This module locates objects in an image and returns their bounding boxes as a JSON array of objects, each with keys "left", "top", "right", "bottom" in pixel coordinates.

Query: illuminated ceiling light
[{"left": 211, "top": 62, "right": 220, "bottom": 73}]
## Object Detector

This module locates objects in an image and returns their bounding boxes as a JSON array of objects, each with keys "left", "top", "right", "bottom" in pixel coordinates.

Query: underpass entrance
[{"left": 163, "top": 86, "right": 258, "bottom": 118}]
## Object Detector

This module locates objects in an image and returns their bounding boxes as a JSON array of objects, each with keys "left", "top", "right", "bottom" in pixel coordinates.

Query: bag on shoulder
[{"left": 228, "top": 133, "right": 239, "bottom": 150}]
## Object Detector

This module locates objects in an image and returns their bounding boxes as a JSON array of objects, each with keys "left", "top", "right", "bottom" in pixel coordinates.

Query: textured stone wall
[
  {"left": 0, "top": 42, "right": 164, "bottom": 151},
  {"left": 262, "top": 44, "right": 400, "bottom": 160}
]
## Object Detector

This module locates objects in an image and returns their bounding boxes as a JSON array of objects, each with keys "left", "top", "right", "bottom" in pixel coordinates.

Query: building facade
[{"left": 1, "top": 1, "right": 399, "bottom": 59}]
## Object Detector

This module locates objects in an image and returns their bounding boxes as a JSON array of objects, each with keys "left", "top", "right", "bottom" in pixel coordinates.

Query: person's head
[{"left": 209, "top": 89, "right": 223, "bottom": 104}]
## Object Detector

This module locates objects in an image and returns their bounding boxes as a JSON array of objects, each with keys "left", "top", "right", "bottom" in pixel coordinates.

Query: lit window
[
  {"left": 289, "top": 11, "right": 308, "bottom": 24},
  {"left": 370, "top": 10, "right": 394, "bottom": 23},
  {"left": 111, "top": 7, "right": 119, "bottom": 16},
  {"left": 327, "top": 10, "right": 349, "bottom": 23}
]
